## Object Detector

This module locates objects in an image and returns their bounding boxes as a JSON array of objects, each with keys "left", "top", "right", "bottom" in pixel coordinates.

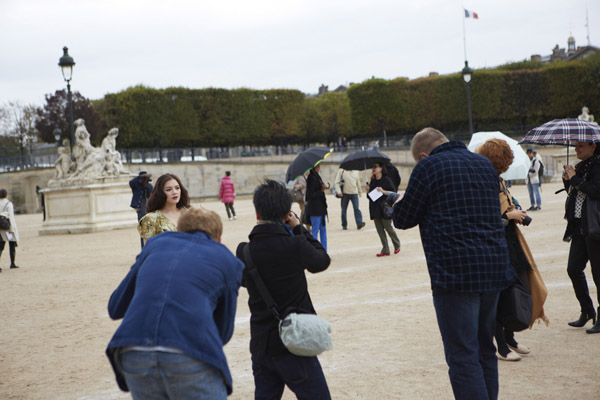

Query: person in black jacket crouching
[{"left": 236, "top": 179, "right": 332, "bottom": 399}]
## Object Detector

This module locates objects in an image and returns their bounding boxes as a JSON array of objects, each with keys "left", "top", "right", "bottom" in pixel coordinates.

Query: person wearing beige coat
[
  {"left": 477, "top": 139, "right": 549, "bottom": 362},
  {"left": 0, "top": 189, "right": 20, "bottom": 272},
  {"left": 334, "top": 168, "right": 365, "bottom": 230}
]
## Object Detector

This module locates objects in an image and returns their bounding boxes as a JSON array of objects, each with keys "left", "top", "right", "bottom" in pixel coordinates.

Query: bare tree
[{"left": 0, "top": 101, "right": 39, "bottom": 166}]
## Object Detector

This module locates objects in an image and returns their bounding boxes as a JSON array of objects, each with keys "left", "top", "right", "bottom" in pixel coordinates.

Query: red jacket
[{"left": 219, "top": 176, "right": 235, "bottom": 203}]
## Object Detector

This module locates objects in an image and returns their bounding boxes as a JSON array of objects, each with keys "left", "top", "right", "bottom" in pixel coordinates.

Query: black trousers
[
  {"left": 0, "top": 240, "right": 17, "bottom": 266},
  {"left": 224, "top": 203, "right": 236, "bottom": 218},
  {"left": 567, "top": 233, "right": 600, "bottom": 314}
]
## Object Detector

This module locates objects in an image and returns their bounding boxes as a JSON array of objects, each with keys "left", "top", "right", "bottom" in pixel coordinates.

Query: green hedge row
[
  {"left": 93, "top": 53, "right": 600, "bottom": 148},
  {"left": 95, "top": 86, "right": 308, "bottom": 148},
  {"left": 347, "top": 53, "right": 600, "bottom": 137}
]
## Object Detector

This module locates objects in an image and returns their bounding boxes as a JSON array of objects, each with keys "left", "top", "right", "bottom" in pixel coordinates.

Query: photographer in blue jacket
[{"left": 106, "top": 207, "right": 244, "bottom": 399}]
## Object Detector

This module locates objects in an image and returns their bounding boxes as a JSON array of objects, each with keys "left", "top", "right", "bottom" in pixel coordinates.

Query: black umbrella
[
  {"left": 285, "top": 147, "right": 333, "bottom": 183},
  {"left": 339, "top": 149, "right": 390, "bottom": 171}
]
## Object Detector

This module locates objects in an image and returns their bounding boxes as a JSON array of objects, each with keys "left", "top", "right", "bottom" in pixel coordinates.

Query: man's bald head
[{"left": 410, "top": 127, "right": 449, "bottom": 162}]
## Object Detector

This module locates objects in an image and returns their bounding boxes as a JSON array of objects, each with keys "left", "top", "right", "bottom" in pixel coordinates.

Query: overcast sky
[{"left": 1, "top": 0, "right": 598, "bottom": 107}]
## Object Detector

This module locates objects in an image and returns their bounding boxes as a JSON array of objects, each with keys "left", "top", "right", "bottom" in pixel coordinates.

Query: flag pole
[{"left": 462, "top": 8, "right": 467, "bottom": 61}]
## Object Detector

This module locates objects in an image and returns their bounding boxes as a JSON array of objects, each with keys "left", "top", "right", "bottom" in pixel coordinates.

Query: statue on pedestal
[{"left": 49, "top": 119, "right": 129, "bottom": 186}]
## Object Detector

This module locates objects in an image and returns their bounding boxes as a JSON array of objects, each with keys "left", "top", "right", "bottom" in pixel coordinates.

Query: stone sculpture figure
[
  {"left": 101, "top": 128, "right": 126, "bottom": 175},
  {"left": 54, "top": 147, "right": 73, "bottom": 180},
  {"left": 49, "top": 119, "right": 128, "bottom": 185},
  {"left": 578, "top": 106, "right": 596, "bottom": 124},
  {"left": 69, "top": 119, "right": 106, "bottom": 179}
]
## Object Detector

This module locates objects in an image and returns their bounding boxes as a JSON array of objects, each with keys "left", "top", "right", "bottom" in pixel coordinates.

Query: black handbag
[
  {"left": 586, "top": 197, "right": 600, "bottom": 240},
  {"left": 497, "top": 277, "right": 533, "bottom": 332},
  {"left": 0, "top": 202, "right": 11, "bottom": 231},
  {"left": 381, "top": 200, "right": 393, "bottom": 219}
]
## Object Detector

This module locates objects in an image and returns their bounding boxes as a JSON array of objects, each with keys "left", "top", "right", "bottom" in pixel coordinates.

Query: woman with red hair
[{"left": 477, "top": 139, "right": 549, "bottom": 362}]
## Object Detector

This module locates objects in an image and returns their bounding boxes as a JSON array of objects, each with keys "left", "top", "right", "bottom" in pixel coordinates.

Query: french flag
[{"left": 464, "top": 9, "right": 479, "bottom": 19}]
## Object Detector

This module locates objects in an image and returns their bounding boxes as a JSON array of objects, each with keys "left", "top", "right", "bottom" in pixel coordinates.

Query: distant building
[
  {"left": 311, "top": 83, "right": 351, "bottom": 97},
  {"left": 533, "top": 35, "right": 599, "bottom": 63}
]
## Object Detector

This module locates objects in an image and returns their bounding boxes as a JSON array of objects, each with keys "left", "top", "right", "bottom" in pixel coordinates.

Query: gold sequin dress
[{"left": 138, "top": 210, "right": 177, "bottom": 240}]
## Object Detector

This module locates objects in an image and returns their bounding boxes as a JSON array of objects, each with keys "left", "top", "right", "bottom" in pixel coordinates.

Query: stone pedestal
[{"left": 39, "top": 177, "right": 137, "bottom": 235}]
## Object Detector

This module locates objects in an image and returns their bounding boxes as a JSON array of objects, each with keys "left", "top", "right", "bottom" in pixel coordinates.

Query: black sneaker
[
  {"left": 358, "top": 222, "right": 366, "bottom": 230},
  {"left": 526, "top": 206, "right": 536, "bottom": 211},
  {"left": 535, "top": 206, "right": 541, "bottom": 210},
  {"left": 342, "top": 227, "right": 347, "bottom": 230},
  {"left": 9, "top": 265, "right": 19, "bottom": 269}
]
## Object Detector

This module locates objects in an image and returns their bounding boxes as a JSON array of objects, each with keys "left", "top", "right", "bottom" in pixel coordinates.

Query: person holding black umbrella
[
  {"left": 563, "top": 141, "right": 600, "bottom": 334},
  {"left": 368, "top": 162, "right": 400, "bottom": 257},
  {"left": 305, "top": 164, "right": 328, "bottom": 251}
]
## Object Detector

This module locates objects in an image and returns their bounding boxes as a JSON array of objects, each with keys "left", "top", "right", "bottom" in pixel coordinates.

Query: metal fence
[
  {"left": 0, "top": 139, "right": 411, "bottom": 172},
  {"left": 0, "top": 132, "right": 546, "bottom": 173}
]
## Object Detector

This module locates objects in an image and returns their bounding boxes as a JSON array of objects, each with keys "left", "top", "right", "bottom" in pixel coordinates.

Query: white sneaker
[
  {"left": 233, "top": 216, "right": 237, "bottom": 220},
  {"left": 508, "top": 343, "right": 530, "bottom": 355},
  {"left": 228, "top": 217, "right": 233, "bottom": 221},
  {"left": 497, "top": 351, "right": 521, "bottom": 362}
]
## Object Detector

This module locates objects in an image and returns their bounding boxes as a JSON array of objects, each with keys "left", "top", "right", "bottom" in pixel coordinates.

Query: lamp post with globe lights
[{"left": 58, "top": 47, "right": 75, "bottom": 155}]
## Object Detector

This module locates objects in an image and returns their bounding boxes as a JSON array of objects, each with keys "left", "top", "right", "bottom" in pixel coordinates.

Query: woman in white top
[{"left": 0, "top": 188, "right": 19, "bottom": 272}]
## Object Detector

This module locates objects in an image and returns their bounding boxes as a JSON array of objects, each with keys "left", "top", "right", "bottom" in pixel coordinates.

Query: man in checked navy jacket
[{"left": 391, "top": 127, "right": 515, "bottom": 400}]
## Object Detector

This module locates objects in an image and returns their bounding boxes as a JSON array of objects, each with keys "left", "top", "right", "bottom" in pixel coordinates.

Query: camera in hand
[
  {"left": 386, "top": 192, "right": 402, "bottom": 206},
  {"left": 522, "top": 215, "right": 532, "bottom": 226}
]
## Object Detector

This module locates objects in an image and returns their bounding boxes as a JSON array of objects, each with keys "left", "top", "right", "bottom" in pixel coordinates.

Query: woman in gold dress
[{"left": 138, "top": 173, "right": 190, "bottom": 245}]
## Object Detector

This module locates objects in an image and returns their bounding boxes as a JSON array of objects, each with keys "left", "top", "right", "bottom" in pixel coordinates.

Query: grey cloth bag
[{"left": 243, "top": 244, "right": 332, "bottom": 356}]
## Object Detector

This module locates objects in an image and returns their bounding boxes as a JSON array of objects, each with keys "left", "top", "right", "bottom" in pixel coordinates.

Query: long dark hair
[
  {"left": 146, "top": 173, "right": 190, "bottom": 212},
  {"left": 373, "top": 162, "right": 388, "bottom": 176}
]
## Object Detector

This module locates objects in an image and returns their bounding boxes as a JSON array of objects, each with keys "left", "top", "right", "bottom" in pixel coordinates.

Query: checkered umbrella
[
  {"left": 520, "top": 118, "right": 600, "bottom": 145},
  {"left": 519, "top": 118, "right": 600, "bottom": 163}
]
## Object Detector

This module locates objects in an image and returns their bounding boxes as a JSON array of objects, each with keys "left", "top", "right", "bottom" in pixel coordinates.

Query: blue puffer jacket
[{"left": 106, "top": 230, "right": 244, "bottom": 394}]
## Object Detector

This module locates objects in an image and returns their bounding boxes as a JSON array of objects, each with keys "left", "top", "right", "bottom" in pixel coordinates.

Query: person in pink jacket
[{"left": 219, "top": 171, "right": 237, "bottom": 220}]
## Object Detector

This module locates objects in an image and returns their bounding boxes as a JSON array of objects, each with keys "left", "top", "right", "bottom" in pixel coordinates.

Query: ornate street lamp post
[
  {"left": 461, "top": 61, "right": 473, "bottom": 134},
  {"left": 58, "top": 47, "right": 75, "bottom": 155}
]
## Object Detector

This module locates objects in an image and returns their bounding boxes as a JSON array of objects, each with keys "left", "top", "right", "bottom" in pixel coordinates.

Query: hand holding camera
[
  {"left": 507, "top": 209, "right": 531, "bottom": 226},
  {"left": 285, "top": 211, "right": 300, "bottom": 229}
]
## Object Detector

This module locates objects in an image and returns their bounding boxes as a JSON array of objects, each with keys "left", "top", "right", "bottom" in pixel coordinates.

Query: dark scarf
[
  {"left": 564, "top": 154, "right": 600, "bottom": 240},
  {"left": 575, "top": 154, "right": 600, "bottom": 177}
]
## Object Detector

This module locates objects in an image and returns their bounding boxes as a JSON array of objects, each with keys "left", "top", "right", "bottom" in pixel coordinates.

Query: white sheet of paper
[{"left": 368, "top": 189, "right": 383, "bottom": 202}]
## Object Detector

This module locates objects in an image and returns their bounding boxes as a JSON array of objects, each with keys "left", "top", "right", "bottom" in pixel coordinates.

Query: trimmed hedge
[
  {"left": 93, "top": 53, "right": 600, "bottom": 147},
  {"left": 347, "top": 53, "right": 600, "bottom": 137}
]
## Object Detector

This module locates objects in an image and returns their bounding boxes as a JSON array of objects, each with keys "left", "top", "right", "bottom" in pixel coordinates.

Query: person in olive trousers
[{"left": 368, "top": 162, "right": 400, "bottom": 257}]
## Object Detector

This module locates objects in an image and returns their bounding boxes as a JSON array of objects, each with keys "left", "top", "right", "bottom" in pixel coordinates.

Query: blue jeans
[
  {"left": 310, "top": 216, "right": 327, "bottom": 251},
  {"left": 119, "top": 350, "right": 227, "bottom": 400},
  {"left": 527, "top": 182, "right": 541, "bottom": 207},
  {"left": 251, "top": 353, "right": 331, "bottom": 400},
  {"left": 340, "top": 194, "right": 363, "bottom": 228},
  {"left": 433, "top": 290, "right": 500, "bottom": 400}
]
